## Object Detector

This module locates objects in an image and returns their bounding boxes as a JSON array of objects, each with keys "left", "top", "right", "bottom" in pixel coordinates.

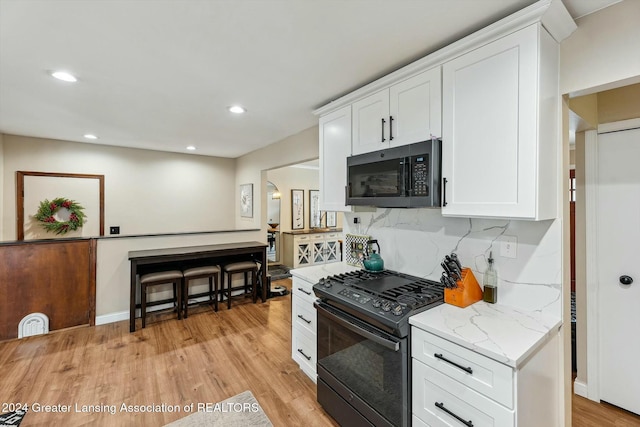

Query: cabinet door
[
  {"left": 319, "top": 106, "right": 352, "bottom": 212},
  {"left": 294, "top": 236, "right": 313, "bottom": 268},
  {"left": 441, "top": 24, "right": 539, "bottom": 219},
  {"left": 352, "top": 89, "right": 390, "bottom": 155},
  {"left": 324, "top": 239, "right": 340, "bottom": 263},
  {"left": 389, "top": 67, "right": 442, "bottom": 148}
]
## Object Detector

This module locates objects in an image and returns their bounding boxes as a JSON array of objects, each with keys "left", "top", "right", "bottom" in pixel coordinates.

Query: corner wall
[{"left": 561, "top": 0, "right": 640, "bottom": 95}]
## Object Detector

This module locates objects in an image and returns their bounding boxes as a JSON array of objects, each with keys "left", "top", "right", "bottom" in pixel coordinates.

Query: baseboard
[
  {"left": 95, "top": 302, "right": 178, "bottom": 326},
  {"left": 573, "top": 379, "right": 588, "bottom": 398},
  {"left": 96, "top": 310, "right": 129, "bottom": 325}
]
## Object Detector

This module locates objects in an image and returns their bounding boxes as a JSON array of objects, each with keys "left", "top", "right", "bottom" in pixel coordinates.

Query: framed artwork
[
  {"left": 309, "top": 190, "right": 321, "bottom": 228},
  {"left": 291, "top": 189, "right": 304, "bottom": 230},
  {"left": 240, "top": 183, "right": 253, "bottom": 218},
  {"left": 326, "top": 211, "right": 337, "bottom": 228}
]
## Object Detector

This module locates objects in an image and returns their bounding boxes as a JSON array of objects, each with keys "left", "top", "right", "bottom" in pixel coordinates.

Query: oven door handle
[{"left": 315, "top": 302, "right": 400, "bottom": 352}]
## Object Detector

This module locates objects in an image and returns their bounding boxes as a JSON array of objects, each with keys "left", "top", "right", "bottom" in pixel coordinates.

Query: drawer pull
[
  {"left": 297, "top": 314, "right": 311, "bottom": 324},
  {"left": 434, "top": 353, "right": 473, "bottom": 374},
  {"left": 297, "top": 288, "right": 312, "bottom": 296},
  {"left": 297, "top": 348, "right": 311, "bottom": 361},
  {"left": 435, "top": 402, "right": 474, "bottom": 427}
]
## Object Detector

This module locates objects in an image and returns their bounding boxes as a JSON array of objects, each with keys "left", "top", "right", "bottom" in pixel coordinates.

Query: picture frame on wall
[
  {"left": 309, "top": 190, "right": 321, "bottom": 228},
  {"left": 326, "top": 211, "right": 337, "bottom": 228},
  {"left": 291, "top": 189, "right": 304, "bottom": 230},
  {"left": 240, "top": 183, "right": 253, "bottom": 218}
]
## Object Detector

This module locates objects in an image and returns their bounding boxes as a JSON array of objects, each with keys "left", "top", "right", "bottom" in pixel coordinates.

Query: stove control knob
[
  {"left": 382, "top": 301, "right": 392, "bottom": 312},
  {"left": 392, "top": 304, "right": 403, "bottom": 316},
  {"left": 372, "top": 299, "right": 381, "bottom": 308}
]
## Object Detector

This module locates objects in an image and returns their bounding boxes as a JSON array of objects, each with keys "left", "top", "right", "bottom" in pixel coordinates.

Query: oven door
[{"left": 315, "top": 301, "right": 409, "bottom": 427}]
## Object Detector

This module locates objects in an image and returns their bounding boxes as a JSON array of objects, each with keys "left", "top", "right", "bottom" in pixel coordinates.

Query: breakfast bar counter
[{"left": 129, "top": 241, "right": 267, "bottom": 332}]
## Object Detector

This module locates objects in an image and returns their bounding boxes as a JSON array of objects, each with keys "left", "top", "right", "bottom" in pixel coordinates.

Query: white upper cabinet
[
  {"left": 352, "top": 68, "right": 441, "bottom": 155},
  {"left": 441, "top": 23, "right": 559, "bottom": 220},
  {"left": 351, "top": 90, "right": 390, "bottom": 155},
  {"left": 319, "top": 105, "right": 352, "bottom": 212},
  {"left": 389, "top": 67, "right": 442, "bottom": 147}
]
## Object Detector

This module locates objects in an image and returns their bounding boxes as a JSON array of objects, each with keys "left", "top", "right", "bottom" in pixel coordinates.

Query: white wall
[
  {"left": 235, "top": 125, "right": 319, "bottom": 231},
  {"left": 560, "top": 0, "right": 640, "bottom": 96},
  {"left": 1, "top": 134, "right": 237, "bottom": 240},
  {"left": 267, "top": 166, "right": 318, "bottom": 233}
]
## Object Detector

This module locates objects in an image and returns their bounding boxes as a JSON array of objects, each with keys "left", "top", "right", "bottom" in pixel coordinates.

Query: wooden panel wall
[{"left": 0, "top": 239, "right": 96, "bottom": 341}]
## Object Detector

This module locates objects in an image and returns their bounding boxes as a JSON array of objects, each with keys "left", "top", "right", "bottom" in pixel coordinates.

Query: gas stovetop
[{"left": 313, "top": 269, "right": 445, "bottom": 337}]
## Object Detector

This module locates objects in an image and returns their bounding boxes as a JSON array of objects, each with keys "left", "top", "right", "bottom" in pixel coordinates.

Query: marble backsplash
[{"left": 343, "top": 208, "right": 562, "bottom": 319}]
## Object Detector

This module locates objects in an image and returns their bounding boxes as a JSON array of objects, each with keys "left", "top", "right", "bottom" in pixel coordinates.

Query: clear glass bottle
[{"left": 483, "top": 252, "right": 498, "bottom": 303}]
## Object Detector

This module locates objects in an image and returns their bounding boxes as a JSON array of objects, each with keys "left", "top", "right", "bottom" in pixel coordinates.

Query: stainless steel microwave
[{"left": 346, "top": 139, "right": 441, "bottom": 208}]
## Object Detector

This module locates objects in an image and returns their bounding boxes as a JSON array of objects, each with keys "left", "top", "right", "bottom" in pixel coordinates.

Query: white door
[{"left": 597, "top": 126, "right": 640, "bottom": 415}]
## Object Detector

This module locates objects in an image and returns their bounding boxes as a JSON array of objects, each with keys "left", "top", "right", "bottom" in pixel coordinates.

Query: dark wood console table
[{"left": 129, "top": 241, "right": 267, "bottom": 332}]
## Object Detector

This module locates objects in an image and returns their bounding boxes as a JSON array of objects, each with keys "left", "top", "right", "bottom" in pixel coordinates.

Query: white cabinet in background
[
  {"left": 282, "top": 232, "right": 341, "bottom": 269},
  {"left": 352, "top": 68, "right": 441, "bottom": 155},
  {"left": 319, "top": 105, "right": 352, "bottom": 212},
  {"left": 291, "top": 276, "right": 318, "bottom": 382},
  {"left": 441, "top": 23, "right": 559, "bottom": 220}
]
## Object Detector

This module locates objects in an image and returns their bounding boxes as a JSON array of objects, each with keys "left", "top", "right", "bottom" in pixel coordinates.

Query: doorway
[{"left": 266, "top": 181, "right": 281, "bottom": 264}]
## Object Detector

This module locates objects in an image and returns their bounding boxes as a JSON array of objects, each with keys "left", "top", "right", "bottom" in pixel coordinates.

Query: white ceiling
[{"left": 0, "top": 0, "right": 620, "bottom": 158}]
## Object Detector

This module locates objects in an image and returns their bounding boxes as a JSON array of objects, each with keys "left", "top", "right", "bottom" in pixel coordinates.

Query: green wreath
[{"left": 35, "top": 197, "right": 86, "bottom": 235}]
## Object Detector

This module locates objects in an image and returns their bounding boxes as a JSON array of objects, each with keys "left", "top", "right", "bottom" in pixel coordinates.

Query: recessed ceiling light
[
  {"left": 186, "top": 145, "right": 196, "bottom": 151},
  {"left": 228, "top": 105, "right": 246, "bottom": 114},
  {"left": 51, "top": 71, "right": 78, "bottom": 82},
  {"left": 83, "top": 134, "right": 98, "bottom": 140}
]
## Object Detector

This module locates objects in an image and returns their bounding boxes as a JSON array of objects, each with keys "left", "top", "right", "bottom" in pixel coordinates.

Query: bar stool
[
  {"left": 139, "top": 270, "right": 183, "bottom": 328},
  {"left": 182, "top": 265, "right": 221, "bottom": 318},
  {"left": 221, "top": 261, "right": 259, "bottom": 309}
]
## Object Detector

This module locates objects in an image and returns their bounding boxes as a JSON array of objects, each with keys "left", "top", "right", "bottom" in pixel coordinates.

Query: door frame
[
  {"left": 16, "top": 171, "right": 105, "bottom": 240},
  {"left": 584, "top": 118, "right": 640, "bottom": 402}
]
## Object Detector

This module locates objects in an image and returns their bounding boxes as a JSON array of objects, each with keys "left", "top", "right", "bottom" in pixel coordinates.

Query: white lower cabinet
[
  {"left": 291, "top": 276, "right": 318, "bottom": 382},
  {"left": 412, "top": 326, "right": 560, "bottom": 427}
]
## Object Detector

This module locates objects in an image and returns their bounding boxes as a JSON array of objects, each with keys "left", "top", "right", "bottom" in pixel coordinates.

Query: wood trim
[
  {"left": 584, "top": 129, "right": 599, "bottom": 402},
  {"left": 88, "top": 238, "right": 97, "bottom": 326},
  {"left": 597, "top": 117, "right": 640, "bottom": 134},
  {"left": 16, "top": 171, "right": 105, "bottom": 240}
]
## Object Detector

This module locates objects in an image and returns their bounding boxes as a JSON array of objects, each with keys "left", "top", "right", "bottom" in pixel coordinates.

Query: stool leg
[
  {"left": 208, "top": 276, "right": 213, "bottom": 304},
  {"left": 141, "top": 283, "right": 147, "bottom": 329},
  {"left": 213, "top": 273, "right": 219, "bottom": 312},
  {"left": 227, "top": 272, "right": 232, "bottom": 309},
  {"left": 252, "top": 269, "right": 257, "bottom": 303},
  {"left": 244, "top": 271, "right": 248, "bottom": 295},
  {"left": 183, "top": 278, "right": 189, "bottom": 319},
  {"left": 177, "top": 278, "right": 183, "bottom": 320}
]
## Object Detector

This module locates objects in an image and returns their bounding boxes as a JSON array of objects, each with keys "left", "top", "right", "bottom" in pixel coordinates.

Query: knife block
[{"left": 444, "top": 268, "right": 483, "bottom": 308}]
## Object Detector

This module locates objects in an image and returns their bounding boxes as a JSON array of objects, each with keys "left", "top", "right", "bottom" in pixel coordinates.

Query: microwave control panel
[{"left": 412, "top": 155, "right": 430, "bottom": 196}]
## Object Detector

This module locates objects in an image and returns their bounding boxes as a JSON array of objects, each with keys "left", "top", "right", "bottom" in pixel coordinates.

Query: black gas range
[
  {"left": 313, "top": 269, "right": 445, "bottom": 338},
  {"left": 314, "top": 269, "right": 445, "bottom": 427}
]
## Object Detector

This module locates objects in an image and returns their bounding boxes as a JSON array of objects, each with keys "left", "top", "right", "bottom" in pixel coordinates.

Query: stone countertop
[
  {"left": 409, "top": 301, "right": 561, "bottom": 368},
  {"left": 282, "top": 228, "right": 342, "bottom": 235},
  {"left": 290, "top": 262, "right": 359, "bottom": 284}
]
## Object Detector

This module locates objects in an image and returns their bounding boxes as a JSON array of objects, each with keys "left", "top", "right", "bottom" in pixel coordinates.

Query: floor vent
[{"left": 18, "top": 313, "right": 49, "bottom": 338}]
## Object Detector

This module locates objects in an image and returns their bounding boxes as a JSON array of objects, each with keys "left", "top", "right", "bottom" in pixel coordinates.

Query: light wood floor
[{"left": 1, "top": 278, "right": 638, "bottom": 426}]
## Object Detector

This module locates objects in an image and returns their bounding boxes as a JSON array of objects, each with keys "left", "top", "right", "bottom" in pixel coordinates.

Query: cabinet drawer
[
  {"left": 292, "top": 294, "right": 317, "bottom": 336},
  {"left": 413, "top": 360, "right": 514, "bottom": 427},
  {"left": 292, "top": 327, "right": 316, "bottom": 380},
  {"left": 412, "top": 327, "right": 513, "bottom": 408},
  {"left": 311, "top": 233, "right": 325, "bottom": 240},
  {"left": 292, "top": 277, "right": 316, "bottom": 304}
]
